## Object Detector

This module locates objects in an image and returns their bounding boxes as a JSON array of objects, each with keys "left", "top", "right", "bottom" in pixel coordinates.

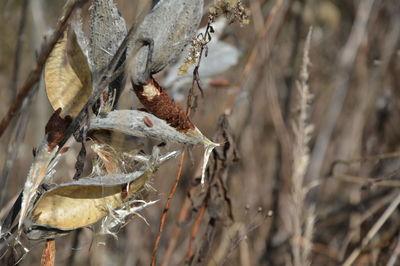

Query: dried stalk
[
  {"left": 307, "top": 0, "right": 375, "bottom": 182},
  {"left": 288, "top": 28, "right": 315, "bottom": 266}
]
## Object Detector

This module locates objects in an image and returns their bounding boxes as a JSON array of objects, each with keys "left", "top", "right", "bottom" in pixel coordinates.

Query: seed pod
[
  {"left": 18, "top": 109, "right": 71, "bottom": 232},
  {"left": 88, "top": 109, "right": 219, "bottom": 184},
  {"left": 44, "top": 28, "right": 92, "bottom": 118},
  {"left": 127, "top": 0, "right": 204, "bottom": 85},
  {"left": 24, "top": 149, "right": 178, "bottom": 240},
  {"left": 89, "top": 0, "right": 127, "bottom": 76}
]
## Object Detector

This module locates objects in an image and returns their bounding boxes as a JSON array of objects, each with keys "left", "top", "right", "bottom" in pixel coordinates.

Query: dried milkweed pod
[
  {"left": 88, "top": 110, "right": 207, "bottom": 146},
  {"left": 24, "top": 149, "right": 178, "bottom": 240},
  {"left": 131, "top": 77, "right": 220, "bottom": 184},
  {"left": 44, "top": 28, "right": 92, "bottom": 118},
  {"left": 18, "top": 109, "right": 72, "bottom": 232},
  {"left": 88, "top": 108, "right": 219, "bottom": 184},
  {"left": 89, "top": 0, "right": 127, "bottom": 76},
  {"left": 127, "top": 0, "right": 204, "bottom": 85}
]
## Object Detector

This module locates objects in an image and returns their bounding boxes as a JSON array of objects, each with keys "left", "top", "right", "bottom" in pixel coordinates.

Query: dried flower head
[
  {"left": 209, "top": 0, "right": 250, "bottom": 25},
  {"left": 179, "top": 0, "right": 249, "bottom": 74},
  {"left": 178, "top": 37, "right": 208, "bottom": 75}
]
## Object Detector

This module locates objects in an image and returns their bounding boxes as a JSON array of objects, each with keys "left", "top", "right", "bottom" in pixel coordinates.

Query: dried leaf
[
  {"left": 72, "top": 142, "right": 86, "bottom": 180},
  {"left": 44, "top": 28, "right": 92, "bottom": 118}
]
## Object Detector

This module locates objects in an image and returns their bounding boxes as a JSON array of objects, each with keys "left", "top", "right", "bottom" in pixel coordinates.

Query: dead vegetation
[{"left": 0, "top": 0, "right": 400, "bottom": 265}]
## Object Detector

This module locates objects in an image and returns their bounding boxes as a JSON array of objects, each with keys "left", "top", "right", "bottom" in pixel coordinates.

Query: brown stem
[
  {"left": 151, "top": 151, "right": 186, "bottom": 266},
  {"left": 160, "top": 198, "right": 191, "bottom": 266},
  {"left": 40, "top": 239, "right": 56, "bottom": 266}
]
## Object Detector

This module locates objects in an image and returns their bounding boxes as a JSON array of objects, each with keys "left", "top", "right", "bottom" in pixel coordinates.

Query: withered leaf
[{"left": 44, "top": 28, "right": 92, "bottom": 118}]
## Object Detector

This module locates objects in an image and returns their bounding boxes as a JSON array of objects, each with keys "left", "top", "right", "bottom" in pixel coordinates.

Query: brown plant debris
[
  {"left": 132, "top": 78, "right": 194, "bottom": 132},
  {"left": 45, "top": 108, "right": 72, "bottom": 151}
]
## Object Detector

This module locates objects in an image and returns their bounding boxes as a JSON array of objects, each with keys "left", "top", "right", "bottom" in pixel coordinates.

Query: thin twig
[
  {"left": 160, "top": 197, "right": 191, "bottom": 266},
  {"left": 185, "top": 205, "right": 206, "bottom": 263},
  {"left": 151, "top": 151, "right": 186, "bottom": 266},
  {"left": 0, "top": 0, "right": 87, "bottom": 138},
  {"left": 387, "top": 232, "right": 400, "bottom": 266},
  {"left": 186, "top": 23, "right": 213, "bottom": 115},
  {"left": 0, "top": 86, "right": 36, "bottom": 210},
  {"left": 343, "top": 192, "right": 400, "bottom": 266},
  {"left": 328, "top": 150, "right": 400, "bottom": 176},
  {"left": 66, "top": 228, "right": 82, "bottom": 266},
  {"left": 9, "top": 0, "right": 28, "bottom": 96},
  {"left": 0, "top": 0, "right": 30, "bottom": 211}
]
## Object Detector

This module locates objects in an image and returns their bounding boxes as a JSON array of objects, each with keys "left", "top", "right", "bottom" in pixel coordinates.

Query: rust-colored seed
[
  {"left": 132, "top": 78, "right": 194, "bottom": 132},
  {"left": 143, "top": 115, "right": 154, "bottom": 127}
]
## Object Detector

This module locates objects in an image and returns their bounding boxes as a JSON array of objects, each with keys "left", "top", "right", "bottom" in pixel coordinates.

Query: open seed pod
[
  {"left": 44, "top": 27, "right": 92, "bottom": 118},
  {"left": 24, "top": 149, "right": 178, "bottom": 240},
  {"left": 88, "top": 109, "right": 219, "bottom": 184}
]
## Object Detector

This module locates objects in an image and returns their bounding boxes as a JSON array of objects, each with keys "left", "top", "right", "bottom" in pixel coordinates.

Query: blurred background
[{"left": 1, "top": 0, "right": 400, "bottom": 265}]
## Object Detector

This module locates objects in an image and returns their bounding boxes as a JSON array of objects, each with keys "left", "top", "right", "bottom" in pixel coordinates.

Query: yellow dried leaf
[
  {"left": 45, "top": 28, "right": 92, "bottom": 118},
  {"left": 178, "top": 62, "right": 189, "bottom": 75}
]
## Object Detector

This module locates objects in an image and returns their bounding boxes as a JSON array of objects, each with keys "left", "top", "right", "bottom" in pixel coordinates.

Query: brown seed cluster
[
  {"left": 45, "top": 108, "right": 72, "bottom": 151},
  {"left": 133, "top": 78, "right": 194, "bottom": 132}
]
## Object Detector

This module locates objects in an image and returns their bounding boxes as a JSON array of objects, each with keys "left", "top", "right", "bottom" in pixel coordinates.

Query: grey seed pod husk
[
  {"left": 87, "top": 110, "right": 206, "bottom": 145},
  {"left": 127, "top": 0, "right": 204, "bottom": 85}
]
